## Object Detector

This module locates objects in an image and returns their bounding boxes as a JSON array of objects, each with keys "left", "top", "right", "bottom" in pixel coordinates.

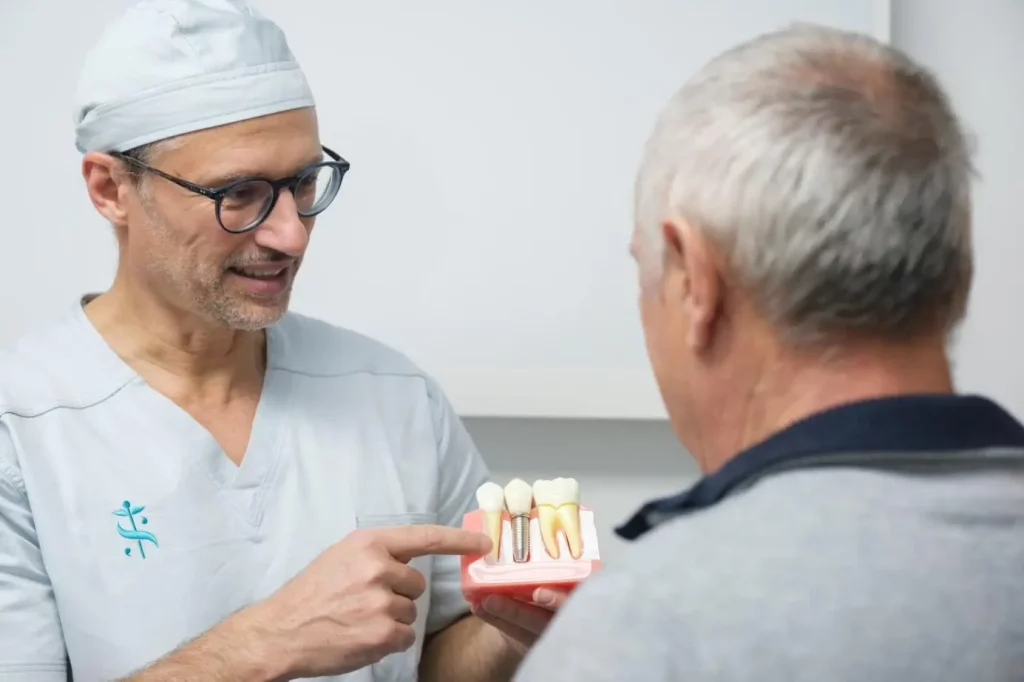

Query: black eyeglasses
[{"left": 112, "top": 146, "right": 351, "bottom": 234}]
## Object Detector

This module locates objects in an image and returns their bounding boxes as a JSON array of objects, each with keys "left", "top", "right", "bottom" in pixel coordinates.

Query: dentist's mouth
[
  {"left": 230, "top": 265, "right": 287, "bottom": 279},
  {"left": 227, "top": 264, "right": 291, "bottom": 295}
]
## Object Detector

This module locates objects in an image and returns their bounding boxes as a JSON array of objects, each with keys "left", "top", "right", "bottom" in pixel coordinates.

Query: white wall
[
  {"left": 0, "top": 0, "right": 883, "bottom": 421},
  {"left": 478, "top": 0, "right": 1024, "bottom": 565}
]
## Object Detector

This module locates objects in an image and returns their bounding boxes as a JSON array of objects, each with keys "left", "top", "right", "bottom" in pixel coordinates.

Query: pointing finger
[{"left": 374, "top": 524, "right": 492, "bottom": 563}]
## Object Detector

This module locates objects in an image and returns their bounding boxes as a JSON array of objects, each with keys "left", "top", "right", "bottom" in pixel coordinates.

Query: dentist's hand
[{"left": 251, "top": 524, "right": 492, "bottom": 678}]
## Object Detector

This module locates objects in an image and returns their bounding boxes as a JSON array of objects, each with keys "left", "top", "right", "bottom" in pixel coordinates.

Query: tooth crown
[
  {"left": 503, "top": 478, "right": 534, "bottom": 516},
  {"left": 533, "top": 477, "right": 580, "bottom": 508},
  {"left": 475, "top": 481, "right": 505, "bottom": 512}
]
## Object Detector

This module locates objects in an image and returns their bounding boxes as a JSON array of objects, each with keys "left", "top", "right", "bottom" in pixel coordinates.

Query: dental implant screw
[{"left": 511, "top": 514, "right": 530, "bottom": 563}]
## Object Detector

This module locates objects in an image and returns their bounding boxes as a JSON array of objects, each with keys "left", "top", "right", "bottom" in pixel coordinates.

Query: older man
[
  {"left": 0, "top": 1, "right": 559, "bottom": 680},
  {"left": 514, "top": 24, "right": 1024, "bottom": 682}
]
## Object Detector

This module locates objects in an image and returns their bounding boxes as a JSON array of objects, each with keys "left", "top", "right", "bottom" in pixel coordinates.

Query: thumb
[{"left": 533, "top": 587, "right": 569, "bottom": 609}]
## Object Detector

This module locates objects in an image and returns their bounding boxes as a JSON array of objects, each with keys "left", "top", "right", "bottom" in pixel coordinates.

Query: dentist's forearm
[
  {"left": 122, "top": 606, "right": 291, "bottom": 682},
  {"left": 419, "top": 615, "right": 523, "bottom": 682}
]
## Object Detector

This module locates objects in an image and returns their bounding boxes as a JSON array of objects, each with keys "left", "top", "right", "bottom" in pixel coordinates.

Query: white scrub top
[{"left": 0, "top": 298, "right": 490, "bottom": 682}]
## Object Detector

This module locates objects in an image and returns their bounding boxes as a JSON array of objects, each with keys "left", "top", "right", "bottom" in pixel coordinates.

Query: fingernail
[{"left": 533, "top": 588, "right": 555, "bottom": 606}]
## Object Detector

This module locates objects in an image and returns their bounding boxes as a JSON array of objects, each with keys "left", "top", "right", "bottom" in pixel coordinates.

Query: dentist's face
[{"left": 122, "top": 109, "right": 323, "bottom": 330}]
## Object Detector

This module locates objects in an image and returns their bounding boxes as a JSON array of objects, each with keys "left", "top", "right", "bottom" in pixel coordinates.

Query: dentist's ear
[
  {"left": 661, "top": 219, "right": 722, "bottom": 351},
  {"left": 82, "top": 151, "right": 132, "bottom": 228}
]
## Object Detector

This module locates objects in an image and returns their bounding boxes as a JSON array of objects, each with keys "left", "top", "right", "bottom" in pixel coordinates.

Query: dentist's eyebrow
[{"left": 200, "top": 153, "right": 327, "bottom": 188}]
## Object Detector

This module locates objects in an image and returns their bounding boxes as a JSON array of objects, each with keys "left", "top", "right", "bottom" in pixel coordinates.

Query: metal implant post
[{"left": 511, "top": 513, "right": 530, "bottom": 563}]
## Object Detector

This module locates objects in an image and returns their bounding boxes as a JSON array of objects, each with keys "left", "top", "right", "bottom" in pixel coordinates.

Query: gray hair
[{"left": 635, "top": 23, "right": 976, "bottom": 345}]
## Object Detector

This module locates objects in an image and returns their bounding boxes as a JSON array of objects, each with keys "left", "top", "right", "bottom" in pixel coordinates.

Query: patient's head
[{"left": 631, "top": 24, "right": 975, "bottom": 469}]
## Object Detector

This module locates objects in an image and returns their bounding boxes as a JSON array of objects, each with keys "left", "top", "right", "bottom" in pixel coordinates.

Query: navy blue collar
[{"left": 616, "top": 394, "right": 1024, "bottom": 540}]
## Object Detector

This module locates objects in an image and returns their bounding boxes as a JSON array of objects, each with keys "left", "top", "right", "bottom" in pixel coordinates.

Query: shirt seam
[
  {"left": 0, "top": 368, "right": 430, "bottom": 494},
  {"left": 0, "top": 379, "right": 137, "bottom": 496},
  {"left": 0, "top": 662, "right": 67, "bottom": 671},
  {"left": 0, "top": 367, "right": 423, "bottom": 416},
  {"left": 267, "top": 366, "right": 432, "bottom": 381},
  {"left": 0, "top": 375, "right": 138, "bottom": 422}
]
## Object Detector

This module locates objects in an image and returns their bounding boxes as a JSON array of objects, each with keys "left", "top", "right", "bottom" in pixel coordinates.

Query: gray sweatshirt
[{"left": 514, "top": 396, "right": 1024, "bottom": 682}]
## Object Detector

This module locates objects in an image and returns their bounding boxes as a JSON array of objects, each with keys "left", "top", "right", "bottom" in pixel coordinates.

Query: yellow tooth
[
  {"left": 536, "top": 496, "right": 561, "bottom": 559},
  {"left": 475, "top": 482, "right": 505, "bottom": 561},
  {"left": 482, "top": 511, "right": 502, "bottom": 561},
  {"left": 557, "top": 501, "right": 583, "bottom": 559},
  {"left": 533, "top": 477, "right": 583, "bottom": 560}
]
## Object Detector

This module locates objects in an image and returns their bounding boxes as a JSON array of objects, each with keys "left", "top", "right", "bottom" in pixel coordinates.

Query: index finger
[{"left": 373, "top": 524, "right": 492, "bottom": 563}]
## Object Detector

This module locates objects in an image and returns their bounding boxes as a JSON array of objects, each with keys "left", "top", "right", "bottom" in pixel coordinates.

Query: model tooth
[
  {"left": 555, "top": 477, "right": 583, "bottom": 559},
  {"left": 533, "top": 479, "right": 560, "bottom": 559},
  {"left": 503, "top": 478, "right": 533, "bottom": 515},
  {"left": 534, "top": 477, "right": 582, "bottom": 559},
  {"left": 503, "top": 478, "right": 533, "bottom": 562},
  {"left": 475, "top": 482, "right": 504, "bottom": 562}
]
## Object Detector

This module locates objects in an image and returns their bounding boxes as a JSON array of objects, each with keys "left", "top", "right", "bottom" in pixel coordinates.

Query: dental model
[
  {"left": 460, "top": 476, "right": 600, "bottom": 605},
  {"left": 475, "top": 481, "right": 505, "bottom": 562},
  {"left": 533, "top": 477, "right": 583, "bottom": 560},
  {"left": 503, "top": 478, "right": 534, "bottom": 563}
]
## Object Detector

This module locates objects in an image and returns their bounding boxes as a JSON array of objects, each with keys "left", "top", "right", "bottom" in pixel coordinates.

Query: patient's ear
[{"left": 664, "top": 219, "right": 722, "bottom": 350}]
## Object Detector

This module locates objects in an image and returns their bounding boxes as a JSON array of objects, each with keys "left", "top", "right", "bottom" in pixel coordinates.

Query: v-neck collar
[{"left": 72, "top": 296, "right": 292, "bottom": 528}]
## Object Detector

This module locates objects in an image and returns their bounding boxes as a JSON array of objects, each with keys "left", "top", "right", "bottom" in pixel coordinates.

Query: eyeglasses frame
[{"left": 110, "top": 145, "right": 351, "bottom": 234}]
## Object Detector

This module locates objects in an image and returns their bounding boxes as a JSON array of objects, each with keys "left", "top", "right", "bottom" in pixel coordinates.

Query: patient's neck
[{"left": 700, "top": 334, "right": 954, "bottom": 474}]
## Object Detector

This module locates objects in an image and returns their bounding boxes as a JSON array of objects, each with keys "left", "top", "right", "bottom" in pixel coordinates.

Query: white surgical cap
[{"left": 73, "top": 0, "right": 315, "bottom": 153}]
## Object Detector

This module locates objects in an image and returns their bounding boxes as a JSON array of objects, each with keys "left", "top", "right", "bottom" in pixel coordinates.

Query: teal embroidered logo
[{"left": 114, "top": 500, "right": 159, "bottom": 559}]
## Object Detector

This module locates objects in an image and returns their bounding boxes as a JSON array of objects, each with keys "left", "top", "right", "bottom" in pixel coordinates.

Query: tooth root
[
  {"left": 537, "top": 504, "right": 561, "bottom": 559},
  {"left": 557, "top": 504, "right": 583, "bottom": 559},
  {"left": 483, "top": 510, "right": 502, "bottom": 561}
]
